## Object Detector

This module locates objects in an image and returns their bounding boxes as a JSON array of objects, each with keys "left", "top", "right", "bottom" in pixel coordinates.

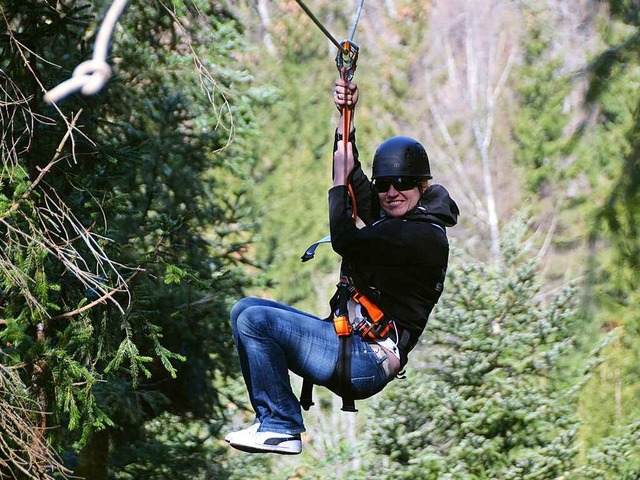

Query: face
[{"left": 375, "top": 177, "right": 423, "bottom": 218}]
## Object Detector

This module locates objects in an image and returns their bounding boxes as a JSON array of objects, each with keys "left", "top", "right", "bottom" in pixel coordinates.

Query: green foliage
[
  {"left": 573, "top": 0, "right": 640, "bottom": 447},
  {"left": 1, "top": 0, "right": 265, "bottom": 477},
  {"left": 0, "top": 358, "right": 71, "bottom": 479},
  {"left": 581, "top": 1, "right": 640, "bottom": 302},
  {"left": 512, "top": 5, "right": 573, "bottom": 193},
  {"left": 578, "top": 420, "right": 640, "bottom": 480},
  {"left": 245, "top": 10, "right": 338, "bottom": 307},
  {"left": 105, "top": 412, "right": 273, "bottom": 480}
]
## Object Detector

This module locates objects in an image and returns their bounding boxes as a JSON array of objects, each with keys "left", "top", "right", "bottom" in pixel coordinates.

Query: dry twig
[{"left": 0, "top": 362, "right": 71, "bottom": 480}]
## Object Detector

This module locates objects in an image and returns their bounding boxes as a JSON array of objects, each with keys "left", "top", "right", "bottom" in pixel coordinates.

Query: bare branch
[
  {"left": 49, "top": 270, "right": 141, "bottom": 321},
  {"left": 0, "top": 362, "right": 71, "bottom": 480}
]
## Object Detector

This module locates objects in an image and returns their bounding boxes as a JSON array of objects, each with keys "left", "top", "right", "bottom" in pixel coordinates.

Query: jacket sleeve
[{"left": 332, "top": 128, "right": 374, "bottom": 225}]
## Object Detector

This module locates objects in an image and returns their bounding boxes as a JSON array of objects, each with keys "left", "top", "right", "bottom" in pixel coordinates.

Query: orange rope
[{"left": 341, "top": 69, "right": 358, "bottom": 223}]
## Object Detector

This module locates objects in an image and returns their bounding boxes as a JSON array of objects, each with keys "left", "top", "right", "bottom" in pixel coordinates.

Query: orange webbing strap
[
  {"left": 333, "top": 312, "right": 352, "bottom": 336},
  {"left": 350, "top": 288, "right": 384, "bottom": 323},
  {"left": 350, "top": 286, "right": 392, "bottom": 340},
  {"left": 332, "top": 279, "right": 352, "bottom": 335},
  {"left": 347, "top": 183, "right": 358, "bottom": 222},
  {"left": 340, "top": 66, "right": 358, "bottom": 223}
]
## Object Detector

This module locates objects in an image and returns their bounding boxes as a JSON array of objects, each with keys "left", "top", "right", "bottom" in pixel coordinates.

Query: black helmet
[{"left": 372, "top": 136, "right": 431, "bottom": 179}]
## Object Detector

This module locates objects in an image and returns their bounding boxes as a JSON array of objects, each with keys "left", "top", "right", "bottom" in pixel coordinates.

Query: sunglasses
[{"left": 373, "top": 177, "right": 420, "bottom": 193}]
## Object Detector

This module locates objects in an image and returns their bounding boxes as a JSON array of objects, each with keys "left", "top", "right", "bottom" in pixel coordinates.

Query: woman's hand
[{"left": 333, "top": 78, "right": 359, "bottom": 111}]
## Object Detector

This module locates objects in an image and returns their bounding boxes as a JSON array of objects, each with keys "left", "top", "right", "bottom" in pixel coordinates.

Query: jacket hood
[{"left": 412, "top": 184, "right": 459, "bottom": 227}]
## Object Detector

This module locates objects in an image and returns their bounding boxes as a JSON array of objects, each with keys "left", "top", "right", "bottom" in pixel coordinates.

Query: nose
[{"left": 386, "top": 184, "right": 400, "bottom": 195}]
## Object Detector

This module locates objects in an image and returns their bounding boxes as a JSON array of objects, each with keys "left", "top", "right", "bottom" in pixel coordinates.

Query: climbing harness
[
  {"left": 328, "top": 275, "right": 396, "bottom": 412},
  {"left": 331, "top": 277, "right": 355, "bottom": 411},
  {"left": 299, "top": 273, "right": 406, "bottom": 412},
  {"left": 350, "top": 285, "right": 390, "bottom": 339}
]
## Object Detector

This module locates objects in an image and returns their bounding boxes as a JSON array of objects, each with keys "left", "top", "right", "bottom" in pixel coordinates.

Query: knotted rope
[{"left": 44, "top": 0, "right": 129, "bottom": 103}]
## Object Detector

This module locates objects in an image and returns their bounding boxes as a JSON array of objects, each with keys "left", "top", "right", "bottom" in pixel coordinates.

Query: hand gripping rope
[
  {"left": 298, "top": 0, "right": 364, "bottom": 262},
  {"left": 336, "top": 39, "right": 360, "bottom": 221},
  {"left": 339, "top": 0, "right": 363, "bottom": 222},
  {"left": 294, "top": 0, "right": 363, "bottom": 223}
]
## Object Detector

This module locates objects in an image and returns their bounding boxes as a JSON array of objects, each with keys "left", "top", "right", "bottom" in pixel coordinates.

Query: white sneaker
[
  {"left": 224, "top": 422, "right": 259, "bottom": 444},
  {"left": 227, "top": 424, "right": 302, "bottom": 455}
]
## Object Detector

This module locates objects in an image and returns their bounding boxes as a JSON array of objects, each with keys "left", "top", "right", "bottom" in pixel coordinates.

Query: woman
[{"left": 225, "top": 78, "right": 459, "bottom": 455}]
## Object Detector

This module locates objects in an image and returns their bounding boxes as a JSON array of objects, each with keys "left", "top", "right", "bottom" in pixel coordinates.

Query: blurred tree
[
  {"left": 234, "top": 1, "right": 344, "bottom": 311},
  {"left": 401, "top": 0, "right": 521, "bottom": 265},
  {"left": 512, "top": 3, "right": 573, "bottom": 196},
  {"left": 571, "top": 0, "right": 640, "bottom": 449},
  {"left": 578, "top": 420, "right": 640, "bottom": 479}
]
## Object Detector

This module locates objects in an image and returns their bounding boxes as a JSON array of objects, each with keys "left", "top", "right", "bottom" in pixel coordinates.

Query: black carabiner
[{"left": 335, "top": 40, "right": 359, "bottom": 82}]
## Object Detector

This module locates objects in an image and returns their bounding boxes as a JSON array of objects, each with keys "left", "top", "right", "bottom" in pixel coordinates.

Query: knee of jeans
[
  {"left": 230, "top": 299, "right": 245, "bottom": 324},
  {"left": 230, "top": 297, "right": 261, "bottom": 326},
  {"left": 235, "top": 306, "right": 269, "bottom": 337}
]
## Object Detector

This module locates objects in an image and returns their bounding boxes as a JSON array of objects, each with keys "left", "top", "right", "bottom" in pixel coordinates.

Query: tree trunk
[{"left": 73, "top": 429, "right": 110, "bottom": 480}]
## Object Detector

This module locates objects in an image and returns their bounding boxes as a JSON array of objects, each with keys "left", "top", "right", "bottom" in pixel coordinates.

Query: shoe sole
[{"left": 229, "top": 440, "right": 301, "bottom": 455}]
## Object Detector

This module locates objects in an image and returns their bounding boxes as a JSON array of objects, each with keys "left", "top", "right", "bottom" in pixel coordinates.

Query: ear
[{"left": 418, "top": 179, "right": 430, "bottom": 194}]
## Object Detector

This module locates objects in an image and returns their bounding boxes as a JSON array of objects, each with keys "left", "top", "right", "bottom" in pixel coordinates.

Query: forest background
[{"left": 1, "top": 0, "right": 639, "bottom": 479}]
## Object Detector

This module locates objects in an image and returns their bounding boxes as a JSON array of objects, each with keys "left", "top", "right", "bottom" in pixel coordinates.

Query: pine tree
[
  {"left": 1, "top": 0, "right": 264, "bottom": 477},
  {"left": 512, "top": 3, "right": 573, "bottom": 195}
]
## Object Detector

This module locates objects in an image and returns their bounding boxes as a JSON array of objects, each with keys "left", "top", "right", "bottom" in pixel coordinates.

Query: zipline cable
[
  {"left": 294, "top": 0, "right": 347, "bottom": 54},
  {"left": 348, "top": 0, "right": 365, "bottom": 42},
  {"left": 299, "top": 1, "right": 366, "bottom": 262}
]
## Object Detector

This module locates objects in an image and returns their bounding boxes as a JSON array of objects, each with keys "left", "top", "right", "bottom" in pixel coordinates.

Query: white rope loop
[
  {"left": 44, "top": 59, "right": 112, "bottom": 102},
  {"left": 44, "top": 0, "right": 129, "bottom": 104},
  {"left": 76, "top": 59, "right": 112, "bottom": 95}
]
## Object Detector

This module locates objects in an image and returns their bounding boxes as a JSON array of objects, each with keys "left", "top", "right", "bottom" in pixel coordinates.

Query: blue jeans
[{"left": 231, "top": 297, "right": 390, "bottom": 434}]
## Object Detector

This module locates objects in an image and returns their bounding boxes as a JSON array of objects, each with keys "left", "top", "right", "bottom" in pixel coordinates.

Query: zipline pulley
[{"left": 336, "top": 40, "right": 359, "bottom": 82}]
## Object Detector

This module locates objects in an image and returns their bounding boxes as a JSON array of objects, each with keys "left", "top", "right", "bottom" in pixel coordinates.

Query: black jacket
[{"left": 329, "top": 130, "right": 459, "bottom": 359}]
